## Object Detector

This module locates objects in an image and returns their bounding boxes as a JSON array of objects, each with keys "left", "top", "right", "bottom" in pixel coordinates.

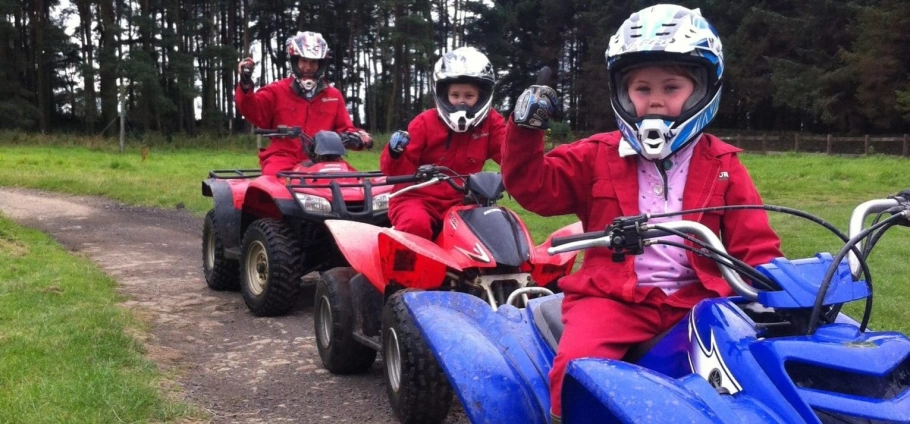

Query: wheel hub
[
  {"left": 317, "top": 296, "right": 333, "bottom": 349},
  {"left": 245, "top": 240, "right": 269, "bottom": 295},
  {"left": 384, "top": 327, "right": 401, "bottom": 392}
]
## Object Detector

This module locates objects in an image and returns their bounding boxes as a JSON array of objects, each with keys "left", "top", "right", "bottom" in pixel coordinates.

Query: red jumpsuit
[
  {"left": 380, "top": 109, "right": 506, "bottom": 239},
  {"left": 500, "top": 122, "right": 782, "bottom": 417},
  {"left": 235, "top": 79, "right": 361, "bottom": 175}
]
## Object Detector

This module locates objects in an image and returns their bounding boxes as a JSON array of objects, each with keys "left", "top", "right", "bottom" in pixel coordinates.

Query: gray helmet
[{"left": 431, "top": 46, "right": 496, "bottom": 133}]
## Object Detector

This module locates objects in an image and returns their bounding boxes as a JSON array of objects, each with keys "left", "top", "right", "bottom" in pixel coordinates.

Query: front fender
[
  {"left": 563, "top": 359, "right": 781, "bottom": 424},
  {"left": 530, "top": 221, "right": 583, "bottom": 285},
  {"left": 202, "top": 178, "right": 247, "bottom": 250},
  {"left": 325, "top": 220, "right": 468, "bottom": 292},
  {"left": 402, "top": 291, "right": 552, "bottom": 423}
]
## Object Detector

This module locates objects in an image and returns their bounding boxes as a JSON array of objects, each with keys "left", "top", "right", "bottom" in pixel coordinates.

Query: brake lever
[{"left": 607, "top": 214, "right": 649, "bottom": 262}]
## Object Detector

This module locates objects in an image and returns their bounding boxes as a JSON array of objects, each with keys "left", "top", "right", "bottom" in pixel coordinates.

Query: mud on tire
[
  {"left": 202, "top": 209, "right": 240, "bottom": 291},
  {"left": 314, "top": 267, "right": 377, "bottom": 373},
  {"left": 240, "top": 218, "right": 303, "bottom": 316},
  {"left": 383, "top": 289, "right": 453, "bottom": 424}
]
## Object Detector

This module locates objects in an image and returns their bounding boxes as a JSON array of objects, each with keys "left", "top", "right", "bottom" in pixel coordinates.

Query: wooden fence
[{"left": 712, "top": 133, "right": 910, "bottom": 157}]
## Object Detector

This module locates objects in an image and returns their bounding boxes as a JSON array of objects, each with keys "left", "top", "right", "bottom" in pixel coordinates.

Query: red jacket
[
  {"left": 501, "top": 122, "right": 782, "bottom": 308},
  {"left": 235, "top": 78, "right": 360, "bottom": 166},
  {"left": 381, "top": 109, "right": 506, "bottom": 213}
]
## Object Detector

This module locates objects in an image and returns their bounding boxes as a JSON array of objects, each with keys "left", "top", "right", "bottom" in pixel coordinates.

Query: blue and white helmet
[{"left": 607, "top": 4, "right": 723, "bottom": 160}]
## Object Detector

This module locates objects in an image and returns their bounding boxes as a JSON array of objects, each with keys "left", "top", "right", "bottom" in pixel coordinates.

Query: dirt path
[{"left": 0, "top": 187, "right": 466, "bottom": 423}]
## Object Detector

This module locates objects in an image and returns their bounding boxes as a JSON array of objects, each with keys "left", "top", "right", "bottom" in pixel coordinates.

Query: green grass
[
  {"left": 0, "top": 216, "right": 197, "bottom": 423},
  {"left": 0, "top": 134, "right": 909, "bottom": 415}
]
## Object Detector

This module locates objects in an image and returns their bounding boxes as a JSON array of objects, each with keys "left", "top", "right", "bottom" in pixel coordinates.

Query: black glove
[
  {"left": 513, "top": 85, "right": 558, "bottom": 130},
  {"left": 238, "top": 57, "right": 255, "bottom": 88},
  {"left": 341, "top": 131, "right": 373, "bottom": 150}
]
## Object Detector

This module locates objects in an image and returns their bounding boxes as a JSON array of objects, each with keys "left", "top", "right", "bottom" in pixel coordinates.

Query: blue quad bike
[{"left": 398, "top": 190, "right": 910, "bottom": 423}]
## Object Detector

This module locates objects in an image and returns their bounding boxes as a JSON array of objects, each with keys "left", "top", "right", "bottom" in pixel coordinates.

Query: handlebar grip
[
  {"left": 253, "top": 128, "right": 273, "bottom": 135},
  {"left": 385, "top": 174, "right": 417, "bottom": 184},
  {"left": 551, "top": 231, "right": 604, "bottom": 248}
]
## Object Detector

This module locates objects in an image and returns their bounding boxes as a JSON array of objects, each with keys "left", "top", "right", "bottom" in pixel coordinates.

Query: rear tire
[
  {"left": 202, "top": 210, "right": 239, "bottom": 291},
  {"left": 314, "top": 268, "right": 377, "bottom": 373},
  {"left": 240, "top": 219, "right": 303, "bottom": 316},
  {"left": 383, "top": 289, "right": 453, "bottom": 423}
]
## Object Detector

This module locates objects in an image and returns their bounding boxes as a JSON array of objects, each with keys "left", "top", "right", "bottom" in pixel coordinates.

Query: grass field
[
  {"left": 0, "top": 216, "right": 197, "bottom": 423},
  {"left": 0, "top": 132, "right": 908, "bottom": 420}
]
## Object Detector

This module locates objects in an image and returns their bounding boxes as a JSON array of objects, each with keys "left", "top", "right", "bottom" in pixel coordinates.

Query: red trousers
[
  {"left": 260, "top": 150, "right": 304, "bottom": 176},
  {"left": 388, "top": 198, "right": 441, "bottom": 240},
  {"left": 549, "top": 288, "right": 692, "bottom": 417}
]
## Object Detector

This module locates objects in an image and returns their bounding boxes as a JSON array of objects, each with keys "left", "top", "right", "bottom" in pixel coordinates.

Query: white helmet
[
  {"left": 286, "top": 31, "right": 329, "bottom": 82},
  {"left": 606, "top": 4, "right": 724, "bottom": 160},
  {"left": 431, "top": 47, "right": 496, "bottom": 133}
]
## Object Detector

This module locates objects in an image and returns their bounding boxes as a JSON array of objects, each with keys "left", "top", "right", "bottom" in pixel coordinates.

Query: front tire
[
  {"left": 240, "top": 219, "right": 303, "bottom": 316},
  {"left": 383, "top": 290, "right": 453, "bottom": 423},
  {"left": 314, "top": 268, "right": 377, "bottom": 373},
  {"left": 202, "top": 209, "right": 239, "bottom": 291}
]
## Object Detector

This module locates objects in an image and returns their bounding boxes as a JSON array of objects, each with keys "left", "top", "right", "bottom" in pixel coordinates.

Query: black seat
[{"left": 530, "top": 295, "right": 674, "bottom": 363}]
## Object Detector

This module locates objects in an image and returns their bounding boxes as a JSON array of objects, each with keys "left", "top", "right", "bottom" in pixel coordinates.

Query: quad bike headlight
[
  {"left": 295, "top": 193, "right": 333, "bottom": 214},
  {"left": 373, "top": 193, "right": 390, "bottom": 211}
]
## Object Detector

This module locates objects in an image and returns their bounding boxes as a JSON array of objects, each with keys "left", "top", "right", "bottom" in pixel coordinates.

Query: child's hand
[
  {"left": 389, "top": 131, "right": 410, "bottom": 155},
  {"left": 513, "top": 85, "right": 558, "bottom": 130}
]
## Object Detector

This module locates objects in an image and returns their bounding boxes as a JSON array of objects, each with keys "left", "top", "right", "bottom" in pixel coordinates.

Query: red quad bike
[
  {"left": 201, "top": 126, "right": 395, "bottom": 316},
  {"left": 313, "top": 164, "right": 583, "bottom": 423}
]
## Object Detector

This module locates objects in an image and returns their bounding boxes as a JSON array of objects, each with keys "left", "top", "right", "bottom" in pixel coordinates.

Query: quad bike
[
  {"left": 398, "top": 190, "right": 910, "bottom": 423},
  {"left": 313, "top": 164, "right": 583, "bottom": 423},
  {"left": 201, "top": 127, "right": 395, "bottom": 316}
]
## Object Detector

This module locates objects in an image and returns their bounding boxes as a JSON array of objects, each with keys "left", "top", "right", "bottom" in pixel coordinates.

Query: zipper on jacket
[{"left": 654, "top": 159, "right": 670, "bottom": 212}]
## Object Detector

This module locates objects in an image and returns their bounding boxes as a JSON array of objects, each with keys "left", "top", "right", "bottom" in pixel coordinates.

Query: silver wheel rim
[
  {"left": 204, "top": 228, "right": 215, "bottom": 271},
  {"left": 384, "top": 326, "right": 401, "bottom": 392},
  {"left": 245, "top": 240, "right": 268, "bottom": 295},
  {"left": 317, "top": 295, "right": 333, "bottom": 349}
]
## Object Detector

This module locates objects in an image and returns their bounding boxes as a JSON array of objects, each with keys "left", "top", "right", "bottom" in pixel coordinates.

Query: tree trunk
[
  {"left": 33, "top": 0, "right": 50, "bottom": 132},
  {"left": 98, "top": 0, "right": 118, "bottom": 137},
  {"left": 77, "top": 0, "right": 97, "bottom": 132}
]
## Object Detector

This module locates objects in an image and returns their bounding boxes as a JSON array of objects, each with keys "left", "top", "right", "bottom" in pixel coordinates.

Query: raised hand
[
  {"left": 513, "top": 66, "right": 559, "bottom": 130},
  {"left": 238, "top": 57, "right": 255, "bottom": 87},
  {"left": 388, "top": 131, "right": 410, "bottom": 156}
]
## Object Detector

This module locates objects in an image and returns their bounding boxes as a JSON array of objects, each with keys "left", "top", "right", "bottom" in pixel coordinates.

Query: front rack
[
  {"left": 277, "top": 170, "right": 396, "bottom": 221},
  {"left": 208, "top": 169, "right": 263, "bottom": 179}
]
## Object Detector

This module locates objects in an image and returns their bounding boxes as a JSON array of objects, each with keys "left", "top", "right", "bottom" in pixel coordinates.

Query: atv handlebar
[
  {"left": 386, "top": 165, "right": 466, "bottom": 199},
  {"left": 549, "top": 219, "right": 758, "bottom": 300},
  {"left": 548, "top": 189, "right": 910, "bottom": 304},
  {"left": 847, "top": 191, "right": 910, "bottom": 277},
  {"left": 253, "top": 125, "right": 305, "bottom": 138}
]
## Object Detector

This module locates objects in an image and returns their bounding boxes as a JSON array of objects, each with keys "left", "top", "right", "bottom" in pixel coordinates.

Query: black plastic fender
[{"left": 202, "top": 179, "right": 243, "bottom": 252}]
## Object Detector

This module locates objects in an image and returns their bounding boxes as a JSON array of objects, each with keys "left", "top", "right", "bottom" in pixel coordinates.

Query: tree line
[{"left": 5, "top": 0, "right": 910, "bottom": 137}]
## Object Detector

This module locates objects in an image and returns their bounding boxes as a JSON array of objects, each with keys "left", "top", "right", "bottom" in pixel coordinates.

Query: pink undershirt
[{"left": 621, "top": 137, "right": 702, "bottom": 294}]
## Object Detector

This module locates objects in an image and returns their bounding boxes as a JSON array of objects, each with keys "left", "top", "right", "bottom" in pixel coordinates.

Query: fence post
[
  {"left": 826, "top": 134, "right": 833, "bottom": 155},
  {"left": 904, "top": 134, "right": 909, "bottom": 157},
  {"left": 794, "top": 133, "right": 799, "bottom": 152},
  {"left": 761, "top": 134, "right": 767, "bottom": 154},
  {"left": 864, "top": 134, "right": 870, "bottom": 155},
  {"left": 734, "top": 134, "right": 740, "bottom": 148}
]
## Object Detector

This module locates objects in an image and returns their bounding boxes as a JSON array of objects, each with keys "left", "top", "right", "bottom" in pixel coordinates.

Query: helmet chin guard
[{"left": 636, "top": 119, "right": 674, "bottom": 160}]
